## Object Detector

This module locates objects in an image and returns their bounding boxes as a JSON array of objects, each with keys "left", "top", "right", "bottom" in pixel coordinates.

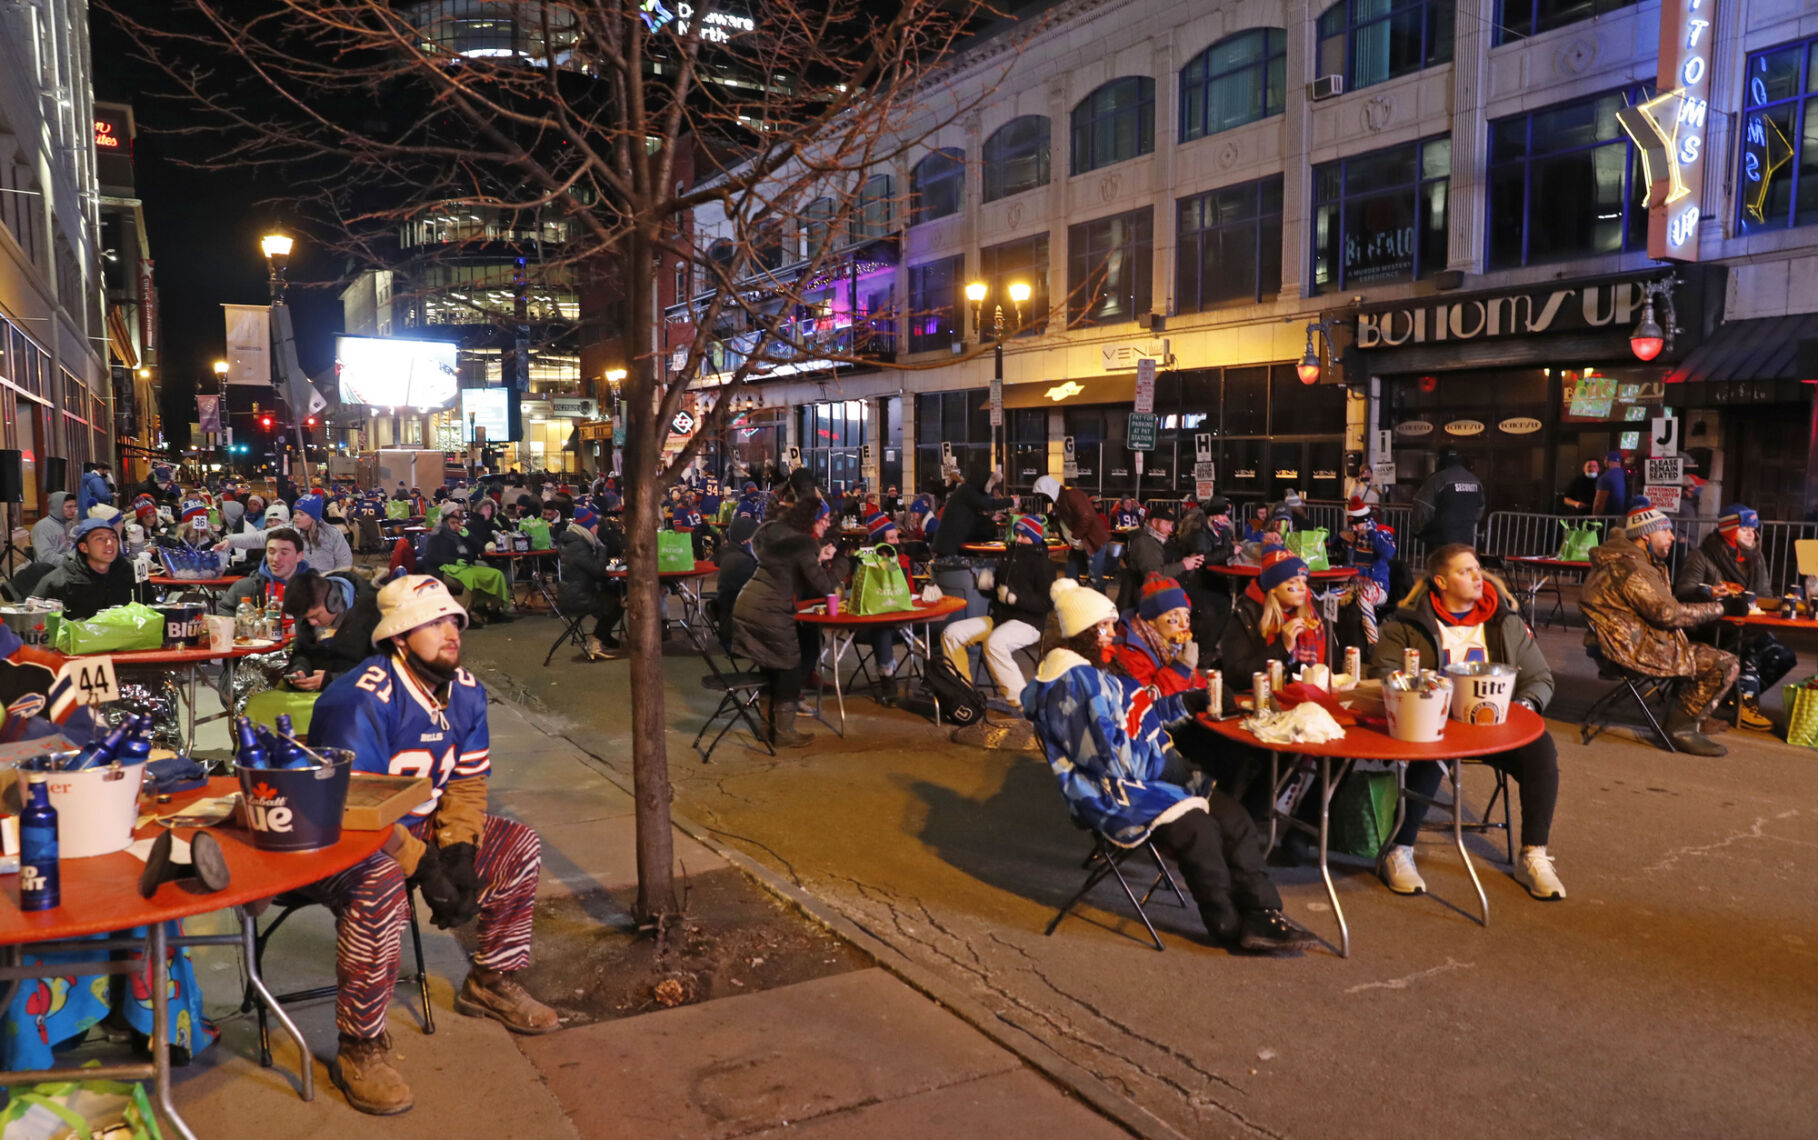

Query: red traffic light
[
  {"left": 305, "top": 416, "right": 317, "bottom": 428},
  {"left": 259, "top": 415, "right": 274, "bottom": 430}
]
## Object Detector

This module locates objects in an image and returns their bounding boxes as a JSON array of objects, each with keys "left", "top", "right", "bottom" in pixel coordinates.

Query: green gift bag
[
  {"left": 52, "top": 603, "right": 166, "bottom": 655},
  {"left": 1785, "top": 678, "right": 1818, "bottom": 749},
  {"left": 657, "top": 529, "right": 696, "bottom": 572},
  {"left": 1285, "top": 527, "right": 1331, "bottom": 572},
  {"left": 519, "top": 517, "right": 553, "bottom": 551},
  {"left": 425, "top": 505, "right": 441, "bottom": 530},
  {"left": 0, "top": 1076, "right": 164, "bottom": 1139},
  {"left": 850, "top": 544, "right": 913, "bottom": 615},
  {"left": 1557, "top": 520, "right": 1601, "bottom": 562},
  {"left": 1327, "top": 768, "right": 1401, "bottom": 858},
  {"left": 385, "top": 499, "right": 409, "bottom": 520}
]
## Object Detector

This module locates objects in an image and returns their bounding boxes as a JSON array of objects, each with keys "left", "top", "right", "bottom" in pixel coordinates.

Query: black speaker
[
  {"left": 0, "top": 450, "right": 22, "bottom": 504},
  {"left": 39, "top": 455, "right": 67, "bottom": 496}
]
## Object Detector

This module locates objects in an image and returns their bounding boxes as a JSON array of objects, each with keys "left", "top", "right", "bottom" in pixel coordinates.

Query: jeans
[
  {"left": 1392, "top": 731, "right": 1560, "bottom": 849},
  {"left": 940, "top": 616, "right": 1042, "bottom": 700}
]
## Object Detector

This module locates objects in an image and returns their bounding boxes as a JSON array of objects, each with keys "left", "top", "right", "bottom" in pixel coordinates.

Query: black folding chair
[
  {"left": 1580, "top": 643, "right": 1680, "bottom": 752},
  {"left": 542, "top": 594, "right": 592, "bottom": 666},
  {"left": 690, "top": 598, "right": 773, "bottom": 761},
  {"left": 1416, "top": 761, "right": 1515, "bottom": 864},
  {"left": 1044, "top": 830, "right": 1189, "bottom": 952}
]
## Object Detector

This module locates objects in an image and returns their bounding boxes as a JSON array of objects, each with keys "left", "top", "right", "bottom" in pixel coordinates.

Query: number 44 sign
[{"left": 56, "top": 656, "right": 120, "bottom": 708}]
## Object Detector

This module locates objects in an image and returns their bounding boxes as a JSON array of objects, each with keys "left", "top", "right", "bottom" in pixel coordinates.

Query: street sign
[
  {"left": 1134, "top": 357, "right": 1157, "bottom": 414},
  {"left": 1193, "top": 460, "right": 1215, "bottom": 480},
  {"left": 1062, "top": 435, "right": 1076, "bottom": 459},
  {"left": 1373, "top": 428, "right": 1392, "bottom": 461},
  {"left": 1195, "top": 479, "right": 1215, "bottom": 502},
  {"left": 1651, "top": 414, "right": 1679, "bottom": 456},
  {"left": 1645, "top": 455, "right": 1685, "bottom": 485},
  {"left": 861, "top": 444, "right": 874, "bottom": 467},
  {"left": 785, "top": 445, "right": 801, "bottom": 469},
  {"left": 1062, "top": 461, "right": 1080, "bottom": 480},
  {"left": 1127, "top": 412, "right": 1157, "bottom": 451},
  {"left": 1643, "top": 484, "right": 1683, "bottom": 513},
  {"left": 1194, "top": 432, "right": 1212, "bottom": 461},
  {"left": 988, "top": 378, "right": 1003, "bottom": 428}
]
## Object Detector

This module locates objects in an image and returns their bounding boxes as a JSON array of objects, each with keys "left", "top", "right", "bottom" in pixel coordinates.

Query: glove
[
  {"left": 438, "top": 841, "right": 482, "bottom": 929},
  {"left": 1180, "top": 688, "right": 1212, "bottom": 715},
  {"left": 1722, "top": 594, "right": 1752, "bottom": 618},
  {"left": 406, "top": 842, "right": 469, "bottom": 929}
]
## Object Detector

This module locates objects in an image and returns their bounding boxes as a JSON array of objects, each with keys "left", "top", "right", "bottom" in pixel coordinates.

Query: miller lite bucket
[
  {"left": 153, "top": 602, "right": 207, "bottom": 649},
  {"left": 1384, "top": 674, "right": 1453, "bottom": 743},
  {"left": 237, "top": 747, "right": 352, "bottom": 852},
  {"left": 0, "top": 602, "right": 60, "bottom": 650},
  {"left": 1444, "top": 662, "right": 1518, "bottom": 725}
]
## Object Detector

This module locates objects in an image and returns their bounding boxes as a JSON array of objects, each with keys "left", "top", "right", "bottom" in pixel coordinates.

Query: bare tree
[{"left": 111, "top": 0, "right": 1021, "bottom": 930}]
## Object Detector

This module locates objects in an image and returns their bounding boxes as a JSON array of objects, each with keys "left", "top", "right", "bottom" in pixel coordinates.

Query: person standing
[
  {"left": 1412, "top": 448, "right": 1485, "bottom": 549},
  {"left": 1033, "top": 474, "right": 1113, "bottom": 594},
  {"left": 1591, "top": 450, "right": 1628, "bottom": 516},
  {"left": 1562, "top": 458, "right": 1600, "bottom": 514}
]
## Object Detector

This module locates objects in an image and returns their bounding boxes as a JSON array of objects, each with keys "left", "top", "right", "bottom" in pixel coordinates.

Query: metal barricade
[
  {"left": 1678, "top": 517, "right": 1818, "bottom": 594},
  {"left": 1481, "top": 511, "right": 1625, "bottom": 560}
]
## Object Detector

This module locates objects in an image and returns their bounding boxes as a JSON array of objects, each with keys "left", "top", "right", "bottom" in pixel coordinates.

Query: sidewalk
[{"left": 164, "top": 692, "right": 1139, "bottom": 1139}]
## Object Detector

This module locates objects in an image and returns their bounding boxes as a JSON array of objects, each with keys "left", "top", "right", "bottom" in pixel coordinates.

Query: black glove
[
  {"left": 1180, "top": 688, "right": 1212, "bottom": 716},
  {"left": 406, "top": 842, "right": 468, "bottom": 929},
  {"left": 1722, "top": 594, "right": 1752, "bottom": 618},
  {"left": 439, "top": 842, "right": 481, "bottom": 928}
]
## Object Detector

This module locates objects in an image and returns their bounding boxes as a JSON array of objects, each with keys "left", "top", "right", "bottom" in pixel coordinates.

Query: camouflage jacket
[{"left": 1579, "top": 536, "right": 1723, "bottom": 677}]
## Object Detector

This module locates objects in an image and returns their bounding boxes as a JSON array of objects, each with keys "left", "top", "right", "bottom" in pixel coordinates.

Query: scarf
[
  {"left": 1245, "top": 582, "right": 1326, "bottom": 664},
  {"left": 1429, "top": 589, "right": 1498, "bottom": 628}
]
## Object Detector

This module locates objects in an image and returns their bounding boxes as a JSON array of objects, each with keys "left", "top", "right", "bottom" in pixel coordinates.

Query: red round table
[
  {"left": 147, "top": 575, "right": 242, "bottom": 588},
  {"left": 1200, "top": 563, "right": 1359, "bottom": 583},
  {"left": 49, "top": 638, "right": 292, "bottom": 752},
  {"left": 796, "top": 595, "right": 967, "bottom": 734},
  {"left": 1721, "top": 612, "right": 1817, "bottom": 633},
  {"left": 961, "top": 542, "right": 1069, "bottom": 555},
  {"left": 0, "top": 778, "right": 390, "bottom": 1137},
  {"left": 1198, "top": 704, "right": 1545, "bottom": 957},
  {"left": 606, "top": 562, "right": 718, "bottom": 639}
]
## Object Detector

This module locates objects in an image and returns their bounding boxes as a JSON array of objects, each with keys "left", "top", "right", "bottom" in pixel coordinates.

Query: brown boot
[
  {"left": 454, "top": 968, "right": 561, "bottom": 1034},
  {"left": 331, "top": 1032, "right": 413, "bottom": 1116}
]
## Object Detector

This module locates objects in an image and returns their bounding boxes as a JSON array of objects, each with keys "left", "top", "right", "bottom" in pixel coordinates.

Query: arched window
[
  {"left": 1070, "top": 77, "right": 1155, "bottom": 175},
  {"left": 852, "top": 174, "right": 894, "bottom": 239},
  {"left": 1180, "top": 29, "right": 1286, "bottom": 142},
  {"left": 910, "top": 148, "right": 966, "bottom": 224},
  {"left": 982, "top": 116, "right": 1051, "bottom": 201},
  {"left": 1317, "top": 0, "right": 1454, "bottom": 93}
]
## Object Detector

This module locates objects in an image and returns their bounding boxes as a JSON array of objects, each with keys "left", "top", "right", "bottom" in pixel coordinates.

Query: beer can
[
  {"left": 1345, "top": 645, "right": 1362, "bottom": 679},
  {"left": 1252, "top": 671, "right": 1270, "bottom": 713},
  {"left": 1403, "top": 647, "right": 1421, "bottom": 677},
  {"left": 1204, "top": 669, "right": 1223, "bottom": 717},
  {"left": 1268, "top": 658, "right": 1284, "bottom": 690}
]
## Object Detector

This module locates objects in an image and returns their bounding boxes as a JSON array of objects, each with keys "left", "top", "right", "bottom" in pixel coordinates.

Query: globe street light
[{"left": 967, "top": 280, "right": 1030, "bottom": 476}]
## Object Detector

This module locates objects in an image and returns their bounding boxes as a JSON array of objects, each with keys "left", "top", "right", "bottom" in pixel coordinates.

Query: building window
[
  {"left": 853, "top": 175, "right": 895, "bottom": 239},
  {"left": 910, "top": 148, "right": 965, "bottom": 225},
  {"left": 673, "top": 261, "right": 689, "bottom": 303},
  {"left": 915, "top": 390, "right": 992, "bottom": 481},
  {"left": 1738, "top": 37, "right": 1818, "bottom": 235},
  {"left": 1070, "top": 77, "right": 1155, "bottom": 175},
  {"left": 1067, "top": 207, "right": 1153, "bottom": 326},
  {"left": 798, "top": 399, "right": 870, "bottom": 491},
  {"left": 1178, "top": 175, "right": 1283, "bottom": 309},
  {"left": 1180, "top": 29, "right": 1287, "bottom": 143},
  {"left": 907, "top": 254, "right": 963, "bottom": 353},
  {"left": 982, "top": 116, "right": 1051, "bottom": 201},
  {"left": 1316, "top": 0, "right": 1454, "bottom": 92},
  {"left": 1487, "top": 87, "right": 1647, "bottom": 269},
  {"left": 977, "top": 234, "right": 1049, "bottom": 336},
  {"left": 1494, "top": 0, "right": 1639, "bottom": 46},
  {"left": 1312, "top": 136, "right": 1449, "bottom": 293},
  {"left": 804, "top": 196, "right": 837, "bottom": 256}
]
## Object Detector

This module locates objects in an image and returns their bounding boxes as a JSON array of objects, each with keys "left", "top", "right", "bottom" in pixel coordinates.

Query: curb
[{"left": 483, "top": 680, "right": 1189, "bottom": 1140}]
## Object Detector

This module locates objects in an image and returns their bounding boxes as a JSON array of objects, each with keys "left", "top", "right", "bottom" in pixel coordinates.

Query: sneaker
[
  {"left": 582, "top": 635, "right": 607, "bottom": 661},
  {"left": 1236, "top": 909, "right": 1319, "bottom": 953},
  {"left": 985, "top": 696, "right": 1022, "bottom": 717},
  {"left": 1738, "top": 695, "right": 1773, "bottom": 732},
  {"left": 1513, "top": 847, "right": 1566, "bottom": 900},
  {"left": 331, "top": 1032, "right": 414, "bottom": 1116},
  {"left": 1376, "top": 844, "right": 1426, "bottom": 895},
  {"left": 454, "top": 970, "right": 561, "bottom": 1035}
]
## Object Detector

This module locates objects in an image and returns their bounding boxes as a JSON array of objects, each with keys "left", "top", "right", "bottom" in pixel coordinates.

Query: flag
[
  {"left": 271, "top": 304, "right": 329, "bottom": 417},
  {"left": 223, "top": 304, "right": 271, "bottom": 386},
  {"left": 197, "top": 394, "right": 222, "bottom": 434}
]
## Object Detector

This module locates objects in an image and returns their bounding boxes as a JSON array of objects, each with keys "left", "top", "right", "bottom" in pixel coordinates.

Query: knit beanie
[
  {"left": 292, "top": 493, "right": 325, "bottom": 521},
  {"left": 1137, "top": 573, "right": 1190, "bottom": 620},
  {"left": 865, "top": 510, "right": 894, "bottom": 539},
  {"left": 574, "top": 503, "right": 599, "bottom": 530},
  {"left": 133, "top": 494, "right": 157, "bottom": 521},
  {"left": 180, "top": 499, "right": 208, "bottom": 523},
  {"left": 1624, "top": 499, "right": 1671, "bottom": 539},
  {"left": 1050, "top": 580, "right": 1117, "bottom": 637},
  {"left": 1013, "top": 515, "right": 1046, "bottom": 545},
  {"left": 1717, "top": 504, "right": 1758, "bottom": 534},
  {"left": 1258, "top": 549, "right": 1309, "bottom": 591}
]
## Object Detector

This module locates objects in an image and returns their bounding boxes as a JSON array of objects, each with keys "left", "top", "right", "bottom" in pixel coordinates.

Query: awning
[
  {"left": 1002, "top": 375, "right": 1137, "bottom": 409},
  {"left": 1667, "top": 312, "right": 1818, "bottom": 385}
]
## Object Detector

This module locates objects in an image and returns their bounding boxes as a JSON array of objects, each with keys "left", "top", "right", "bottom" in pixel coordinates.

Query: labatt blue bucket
[{"left": 237, "top": 747, "right": 352, "bottom": 852}]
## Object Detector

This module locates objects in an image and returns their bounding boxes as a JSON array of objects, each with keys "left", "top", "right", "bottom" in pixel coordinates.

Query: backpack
[{"left": 921, "top": 655, "right": 987, "bottom": 726}]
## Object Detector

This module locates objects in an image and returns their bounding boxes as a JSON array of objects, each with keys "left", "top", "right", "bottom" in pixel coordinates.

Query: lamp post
[
  {"left": 212, "top": 360, "right": 229, "bottom": 470},
  {"left": 260, "top": 231, "right": 311, "bottom": 485},
  {"left": 1295, "top": 316, "right": 1348, "bottom": 386},
  {"left": 1629, "top": 276, "right": 1680, "bottom": 362},
  {"left": 966, "top": 280, "right": 1030, "bottom": 477}
]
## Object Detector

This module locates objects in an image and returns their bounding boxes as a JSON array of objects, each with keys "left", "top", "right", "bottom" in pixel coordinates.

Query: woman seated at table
[
  {"left": 1371, "top": 544, "right": 1565, "bottom": 901},
  {"left": 734, "top": 496, "right": 837, "bottom": 748},
  {"left": 558, "top": 502, "right": 626, "bottom": 660},
  {"left": 1672, "top": 504, "right": 1794, "bottom": 733},
  {"left": 1219, "top": 550, "right": 1352, "bottom": 684},
  {"left": 940, "top": 515, "right": 1056, "bottom": 714},
  {"left": 281, "top": 567, "right": 381, "bottom": 690}
]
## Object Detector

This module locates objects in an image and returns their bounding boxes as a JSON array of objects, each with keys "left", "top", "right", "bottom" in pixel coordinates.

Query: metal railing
[{"left": 1479, "top": 510, "right": 1818, "bottom": 593}]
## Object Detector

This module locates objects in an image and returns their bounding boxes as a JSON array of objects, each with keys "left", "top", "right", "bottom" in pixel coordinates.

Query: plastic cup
[{"left": 825, "top": 593, "right": 840, "bottom": 617}]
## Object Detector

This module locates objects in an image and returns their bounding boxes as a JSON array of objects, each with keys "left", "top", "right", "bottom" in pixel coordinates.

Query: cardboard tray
[{"left": 342, "top": 773, "right": 432, "bottom": 831}]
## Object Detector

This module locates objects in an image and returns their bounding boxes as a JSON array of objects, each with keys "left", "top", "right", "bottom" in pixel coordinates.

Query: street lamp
[
  {"left": 1294, "top": 316, "right": 1348, "bottom": 386},
  {"left": 261, "top": 231, "right": 293, "bottom": 304},
  {"left": 1629, "top": 276, "right": 1680, "bottom": 362},
  {"left": 967, "top": 280, "right": 1030, "bottom": 476}
]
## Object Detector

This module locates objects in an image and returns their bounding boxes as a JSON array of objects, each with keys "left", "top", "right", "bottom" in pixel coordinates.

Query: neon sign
[
  {"left": 1618, "top": 0, "right": 1716, "bottom": 260},
  {"left": 93, "top": 120, "right": 121, "bottom": 149},
  {"left": 1740, "top": 63, "right": 1796, "bottom": 224}
]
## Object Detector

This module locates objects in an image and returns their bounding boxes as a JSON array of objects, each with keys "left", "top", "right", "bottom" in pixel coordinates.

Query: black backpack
[{"left": 921, "top": 655, "right": 987, "bottom": 726}]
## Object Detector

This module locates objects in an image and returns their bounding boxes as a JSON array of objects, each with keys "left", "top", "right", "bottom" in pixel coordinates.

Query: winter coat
[
  {"left": 1673, "top": 530, "right": 1771, "bottom": 602},
  {"left": 299, "top": 519, "right": 354, "bottom": 572},
  {"left": 1412, "top": 462, "right": 1486, "bottom": 548},
  {"left": 1372, "top": 581, "right": 1554, "bottom": 710},
  {"left": 1579, "top": 535, "right": 1723, "bottom": 678},
  {"left": 30, "top": 493, "right": 73, "bottom": 565},
  {"left": 1051, "top": 486, "right": 1110, "bottom": 554},
  {"left": 422, "top": 525, "right": 480, "bottom": 575},
  {"left": 989, "top": 543, "right": 1059, "bottom": 628},
  {"left": 76, "top": 470, "right": 113, "bottom": 517},
  {"left": 1119, "top": 527, "right": 1189, "bottom": 604},
  {"left": 29, "top": 549, "right": 136, "bottom": 620},
  {"left": 1022, "top": 648, "right": 1209, "bottom": 847},
  {"left": 1110, "top": 616, "right": 1202, "bottom": 698},
  {"left": 218, "top": 557, "right": 310, "bottom": 616},
  {"left": 1340, "top": 525, "right": 1397, "bottom": 593},
  {"left": 557, "top": 521, "right": 622, "bottom": 614},
  {"left": 732, "top": 529, "right": 834, "bottom": 670},
  {"left": 715, "top": 541, "right": 760, "bottom": 637},
  {"left": 930, "top": 475, "right": 1011, "bottom": 557},
  {"left": 288, "top": 572, "right": 380, "bottom": 682},
  {"left": 1218, "top": 589, "right": 1342, "bottom": 684}
]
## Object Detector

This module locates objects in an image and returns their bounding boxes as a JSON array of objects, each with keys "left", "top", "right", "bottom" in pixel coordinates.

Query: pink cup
[{"left": 825, "top": 594, "right": 840, "bottom": 617}]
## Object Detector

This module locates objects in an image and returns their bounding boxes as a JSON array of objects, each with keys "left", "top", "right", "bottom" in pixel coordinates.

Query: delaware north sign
[{"left": 1354, "top": 275, "right": 1671, "bottom": 349}]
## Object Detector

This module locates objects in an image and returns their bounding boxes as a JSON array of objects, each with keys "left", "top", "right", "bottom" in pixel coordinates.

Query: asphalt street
[{"left": 466, "top": 618, "right": 1818, "bottom": 1140}]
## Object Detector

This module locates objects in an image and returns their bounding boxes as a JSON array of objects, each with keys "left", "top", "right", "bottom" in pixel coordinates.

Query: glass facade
[
  {"left": 1487, "top": 87, "right": 1648, "bottom": 268},
  {"left": 1493, "top": 0, "right": 1639, "bottom": 46},
  {"left": 1316, "top": 0, "right": 1454, "bottom": 92},
  {"left": 1177, "top": 175, "right": 1284, "bottom": 309},
  {"left": 982, "top": 117, "right": 1051, "bottom": 201},
  {"left": 915, "top": 390, "right": 992, "bottom": 486},
  {"left": 1738, "top": 36, "right": 1818, "bottom": 235},
  {"left": 1179, "top": 29, "right": 1287, "bottom": 143},
  {"left": 976, "top": 234, "right": 1049, "bottom": 337},
  {"left": 910, "top": 147, "right": 965, "bottom": 225},
  {"left": 1070, "top": 77, "right": 1156, "bottom": 175},
  {"left": 1312, "top": 136, "right": 1450, "bottom": 293},
  {"left": 907, "top": 255, "right": 963, "bottom": 353},
  {"left": 798, "top": 399, "right": 871, "bottom": 491},
  {"left": 1067, "top": 207, "right": 1154, "bottom": 326}
]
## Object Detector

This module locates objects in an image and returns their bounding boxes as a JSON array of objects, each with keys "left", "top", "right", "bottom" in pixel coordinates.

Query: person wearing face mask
[
  {"left": 1219, "top": 550, "right": 1342, "bottom": 685},
  {"left": 1580, "top": 500, "right": 1737, "bottom": 756},
  {"left": 1562, "top": 458, "right": 1600, "bottom": 514},
  {"left": 281, "top": 567, "right": 381, "bottom": 690},
  {"left": 1024, "top": 580, "right": 1315, "bottom": 954},
  {"left": 1673, "top": 504, "right": 1794, "bottom": 732}
]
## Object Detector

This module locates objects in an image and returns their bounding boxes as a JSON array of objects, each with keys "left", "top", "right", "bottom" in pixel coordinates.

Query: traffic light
[
  {"left": 259, "top": 414, "right": 274, "bottom": 431},
  {"left": 304, "top": 416, "right": 317, "bottom": 428}
]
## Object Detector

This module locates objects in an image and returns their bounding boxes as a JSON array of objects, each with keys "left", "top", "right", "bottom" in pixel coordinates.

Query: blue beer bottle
[{"left": 19, "top": 773, "right": 60, "bottom": 911}]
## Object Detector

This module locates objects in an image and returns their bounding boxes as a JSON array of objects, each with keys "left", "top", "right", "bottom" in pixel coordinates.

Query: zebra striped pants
[{"left": 307, "top": 814, "right": 541, "bottom": 1040}]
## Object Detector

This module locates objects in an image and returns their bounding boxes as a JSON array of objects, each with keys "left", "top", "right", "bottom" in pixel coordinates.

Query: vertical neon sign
[{"left": 1650, "top": 0, "right": 1716, "bottom": 260}]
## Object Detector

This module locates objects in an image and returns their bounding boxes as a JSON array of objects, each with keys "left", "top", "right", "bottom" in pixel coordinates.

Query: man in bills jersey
[{"left": 308, "top": 575, "right": 557, "bottom": 1115}]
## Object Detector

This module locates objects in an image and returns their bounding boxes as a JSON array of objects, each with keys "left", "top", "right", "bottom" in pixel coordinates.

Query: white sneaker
[
  {"left": 1514, "top": 847, "right": 1566, "bottom": 900},
  {"left": 1376, "top": 845, "right": 1426, "bottom": 895}
]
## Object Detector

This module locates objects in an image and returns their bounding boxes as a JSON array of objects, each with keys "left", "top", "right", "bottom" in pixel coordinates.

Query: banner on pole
[
  {"left": 222, "top": 304, "right": 271, "bottom": 387},
  {"left": 196, "top": 395, "right": 221, "bottom": 434}
]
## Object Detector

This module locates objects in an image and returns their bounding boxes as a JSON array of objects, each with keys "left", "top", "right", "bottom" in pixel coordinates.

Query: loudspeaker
[
  {"left": 38, "top": 455, "right": 67, "bottom": 496},
  {"left": 0, "top": 450, "right": 22, "bottom": 504}
]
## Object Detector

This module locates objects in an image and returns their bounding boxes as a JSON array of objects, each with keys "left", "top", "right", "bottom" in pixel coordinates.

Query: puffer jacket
[
  {"left": 30, "top": 492, "right": 73, "bottom": 564},
  {"left": 556, "top": 521, "right": 622, "bottom": 615},
  {"left": 1579, "top": 535, "right": 1724, "bottom": 678},
  {"left": 732, "top": 528, "right": 834, "bottom": 670},
  {"left": 1673, "top": 530, "right": 1771, "bottom": 602},
  {"left": 1372, "top": 580, "right": 1553, "bottom": 710},
  {"left": 29, "top": 548, "right": 136, "bottom": 620},
  {"left": 988, "top": 542, "right": 1058, "bottom": 628}
]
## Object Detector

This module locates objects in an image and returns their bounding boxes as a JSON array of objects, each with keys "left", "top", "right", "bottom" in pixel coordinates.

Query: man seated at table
[
  {"left": 941, "top": 515, "right": 1056, "bottom": 714},
  {"left": 423, "top": 501, "right": 515, "bottom": 625},
  {"left": 32, "top": 517, "right": 136, "bottom": 619},
  {"left": 281, "top": 566, "right": 381, "bottom": 690},
  {"left": 1024, "top": 580, "right": 1315, "bottom": 953},
  {"left": 308, "top": 576, "right": 557, "bottom": 1114},
  {"left": 218, "top": 527, "right": 308, "bottom": 616},
  {"left": 1580, "top": 500, "right": 1737, "bottom": 757},
  {"left": 1371, "top": 544, "right": 1565, "bottom": 900},
  {"left": 1119, "top": 505, "right": 1203, "bottom": 607},
  {"left": 1110, "top": 497, "right": 1145, "bottom": 531},
  {"left": 1672, "top": 504, "right": 1794, "bottom": 732},
  {"left": 558, "top": 502, "right": 625, "bottom": 660}
]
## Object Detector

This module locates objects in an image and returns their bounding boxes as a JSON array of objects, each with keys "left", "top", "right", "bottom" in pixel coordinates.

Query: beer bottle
[{"left": 19, "top": 773, "right": 60, "bottom": 911}]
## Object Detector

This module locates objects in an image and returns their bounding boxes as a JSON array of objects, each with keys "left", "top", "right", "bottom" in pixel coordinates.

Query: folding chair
[
  {"left": 243, "top": 887, "right": 434, "bottom": 1068},
  {"left": 688, "top": 597, "right": 774, "bottom": 761},
  {"left": 1044, "top": 830, "right": 1189, "bottom": 952},
  {"left": 542, "top": 594, "right": 592, "bottom": 666},
  {"left": 1580, "top": 642, "right": 1680, "bottom": 752},
  {"left": 1417, "top": 760, "right": 1514, "bottom": 864}
]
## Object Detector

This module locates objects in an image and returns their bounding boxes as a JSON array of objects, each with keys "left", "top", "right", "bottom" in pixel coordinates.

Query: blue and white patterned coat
[{"left": 1022, "top": 648, "right": 1209, "bottom": 847}]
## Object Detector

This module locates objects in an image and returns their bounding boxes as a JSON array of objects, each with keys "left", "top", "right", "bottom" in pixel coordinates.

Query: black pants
[
  {"left": 1393, "top": 731, "right": 1559, "bottom": 849},
  {"left": 1737, "top": 631, "right": 1797, "bottom": 698},
  {"left": 1149, "top": 755, "right": 1281, "bottom": 941},
  {"left": 765, "top": 664, "right": 805, "bottom": 703},
  {"left": 585, "top": 590, "right": 624, "bottom": 641}
]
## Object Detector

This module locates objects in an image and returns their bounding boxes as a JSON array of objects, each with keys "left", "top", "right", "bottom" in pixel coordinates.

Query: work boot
[
  {"left": 1665, "top": 706, "right": 1727, "bottom": 757},
  {"left": 771, "top": 701, "right": 814, "bottom": 748},
  {"left": 331, "top": 1032, "right": 413, "bottom": 1116},
  {"left": 1737, "top": 693, "right": 1773, "bottom": 732},
  {"left": 454, "top": 968, "right": 561, "bottom": 1035}
]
